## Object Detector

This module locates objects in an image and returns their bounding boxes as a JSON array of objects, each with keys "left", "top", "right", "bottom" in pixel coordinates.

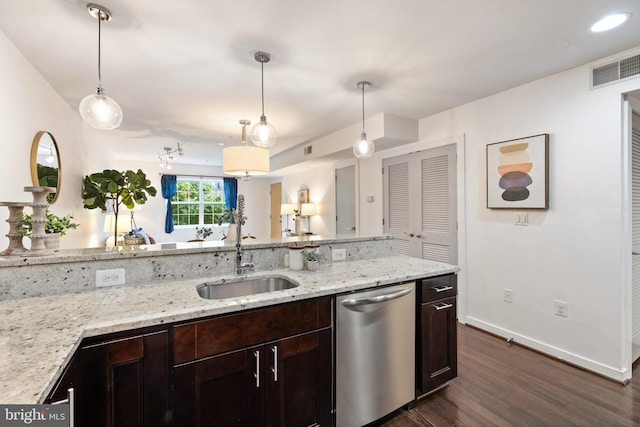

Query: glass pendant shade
[
  {"left": 353, "top": 81, "right": 374, "bottom": 158},
  {"left": 79, "top": 91, "right": 123, "bottom": 130},
  {"left": 251, "top": 116, "right": 277, "bottom": 148},
  {"left": 353, "top": 132, "right": 375, "bottom": 158},
  {"left": 80, "top": 4, "right": 122, "bottom": 130}
]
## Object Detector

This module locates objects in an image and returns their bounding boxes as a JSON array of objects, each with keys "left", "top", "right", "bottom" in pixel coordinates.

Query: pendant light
[
  {"left": 250, "top": 52, "right": 277, "bottom": 148},
  {"left": 223, "top": 120, "right": 270, "bottom": 180},
  {"left": 79, "top": 3, "right": 123, "bottom": 130},
  {"left": 353, "top": 81, "right": 375, "bottom": 158}
]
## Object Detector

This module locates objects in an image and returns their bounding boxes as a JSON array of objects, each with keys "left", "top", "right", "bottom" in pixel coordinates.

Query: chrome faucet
[{"left": 235, "top": 194, "right": 254, "bottom": 275}]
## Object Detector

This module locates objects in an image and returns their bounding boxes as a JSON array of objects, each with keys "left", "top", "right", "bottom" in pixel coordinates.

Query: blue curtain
[
  {"left": 224, "top": 178, "right": 238, "bottom": 217},
  {"left": 161, "top": 175, "right": 177, "bottom": 233}
]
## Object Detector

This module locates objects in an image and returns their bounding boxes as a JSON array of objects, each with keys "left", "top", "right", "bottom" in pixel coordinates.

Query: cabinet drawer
[
  {"left": 173, "top": 296, "right": 332, "bottom": 364},
  {"left": 420, "top": 274, "right": 457, "bottom": 303}
]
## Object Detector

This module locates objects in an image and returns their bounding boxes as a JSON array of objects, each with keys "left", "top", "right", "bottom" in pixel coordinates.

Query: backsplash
[{"left": 0, "top": 235, "right": 394, "bottom": 300}]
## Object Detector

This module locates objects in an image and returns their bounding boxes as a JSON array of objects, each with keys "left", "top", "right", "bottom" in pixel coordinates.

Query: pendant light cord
[
  {"left": 97, "top": 11, "right": 103, "bottom": 92},
  {"left": 361, "top": 83, "right": 365, "bottom": 133},
  {"left": 260, "top": 60, "right": 265, "bottom": 116}
]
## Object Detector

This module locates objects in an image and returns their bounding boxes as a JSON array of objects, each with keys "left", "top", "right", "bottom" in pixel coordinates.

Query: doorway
[
  {"left": 335, "top": 165, "right": 356, "bottom": 235},
  {"left": 383, "top": 144, "right": 457, "bottom": 263},
  {"left": 270, "top": 182, "right": 282, "bottom": 239}
]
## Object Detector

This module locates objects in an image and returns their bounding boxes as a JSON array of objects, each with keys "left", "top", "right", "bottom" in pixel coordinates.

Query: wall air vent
[
  {"left": 304, "top": 145, "right": 313, "bottom": 155},
  {"left": 592, "top": 53, "right": 640, "bottom": 88}
]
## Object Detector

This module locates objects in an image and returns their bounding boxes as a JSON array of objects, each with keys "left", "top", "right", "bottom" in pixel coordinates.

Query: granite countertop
[{"left": 0, "top": 255, "right": 457, "bottom": 404}]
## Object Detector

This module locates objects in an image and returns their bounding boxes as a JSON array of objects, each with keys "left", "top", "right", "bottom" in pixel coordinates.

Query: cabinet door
[
  {"left": 264, "top": 328, "right": 332, "bottom": 427},
  {"left": 173, "top": 346, "right": 263, "bottom": 427},
  {"left": 419, "top": 297, "right": 457, "bottom": 393},
  {"left": 77, "top": 331, "right": 169, "bottom": 427}
]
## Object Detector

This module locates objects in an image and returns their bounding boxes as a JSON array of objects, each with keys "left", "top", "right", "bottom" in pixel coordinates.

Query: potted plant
[
  {"left": 217, "top": 207, "right": 247, "bottom": 242},
  {"left": 20, "top": 210, "right": 79, "bottom": 249},
  {"left": 82, "top": 169, "right": 157, "bottom": 246},
  {"left": 301, "top": 247, "right": 325, "bottom": 271},
  {"left": 195, "top": 226, "right": 213, "bottom": 240}
]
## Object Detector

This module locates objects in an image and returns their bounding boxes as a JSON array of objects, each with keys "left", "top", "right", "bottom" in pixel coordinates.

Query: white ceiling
[{"left": 1, "top": 0, "right": 640, "bottom": 168}]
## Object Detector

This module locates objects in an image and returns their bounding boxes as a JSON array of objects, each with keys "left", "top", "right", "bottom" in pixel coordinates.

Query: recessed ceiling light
[{"left": 590, "top": 13, "right": 631, "bottom": 32}]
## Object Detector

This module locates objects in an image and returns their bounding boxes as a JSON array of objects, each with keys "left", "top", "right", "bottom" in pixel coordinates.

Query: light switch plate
[{"left": 514, "top": 212, "right": 528, "bottom": 226}]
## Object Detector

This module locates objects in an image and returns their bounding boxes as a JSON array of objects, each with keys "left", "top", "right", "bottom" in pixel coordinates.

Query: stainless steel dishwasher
[{"left": 336, "top": 282, "right": 416, "bottom": 427}]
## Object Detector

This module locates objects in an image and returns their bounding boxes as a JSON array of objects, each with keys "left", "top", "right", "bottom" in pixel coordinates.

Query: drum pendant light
[
  {"left": 353, "top": 81, "right": 374, "bottom": 158},
  {"left": 223, "top": 120, "right": 270, "bottom": 180},
  {"left": 79, "top": 3, "right": 123, "bottom": 130},
  {"left": 250, "top": 52, "right": 277, "bottom": 148}
]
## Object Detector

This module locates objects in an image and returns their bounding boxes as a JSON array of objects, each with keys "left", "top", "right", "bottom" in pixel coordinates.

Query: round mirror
[{"left": 30, "top": 131, "right": 61, "bottom": 203}]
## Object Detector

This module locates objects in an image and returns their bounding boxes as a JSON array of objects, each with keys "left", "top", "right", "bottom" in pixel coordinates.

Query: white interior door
[
  {"left": 384, "top": 144, "right": 457, "bottom": 263},
  {"left": 631, "top": 107, "right": 640, "bottom": 362},
  {"left": 336, "top": 165, "right": 356, "bottom": 235},
  {"left": 383, "top": 155, "right": 411, "bottom": 255},
  {"left": 419, "top": 146, "right": 458, "bottom": 263}
]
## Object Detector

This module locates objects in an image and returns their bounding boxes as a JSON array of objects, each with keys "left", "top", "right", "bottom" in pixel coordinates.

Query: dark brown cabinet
[
  {"left": 172, "top": 297, "right": 332, "bottom": 427},
  {"left": 45, "top": 328, "right": 170, "bottom": 427},
  {"left": 417, "top": 274, "right": 458, "bottom": 395}
]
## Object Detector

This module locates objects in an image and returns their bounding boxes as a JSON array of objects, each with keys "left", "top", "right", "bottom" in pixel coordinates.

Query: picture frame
[
  {"left": 486, "top": 133, "right": 549, "bottom": 209},
  {"left": 298, "top": 189, "right": 309, "bottom": 204}
]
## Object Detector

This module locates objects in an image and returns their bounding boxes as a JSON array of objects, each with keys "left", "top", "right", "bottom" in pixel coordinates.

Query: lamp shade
[
  {"left": 103, "top": 214, "right": 131, "bottom": 233},
  {"left": 280, "top": 203, "right": 296, "bottom": 215},
  {"left": 223, "top": 146, "right": 270, "bottom": 177},
  {"left": 300, "top": 203, "right": 316, "bottom": 216}
]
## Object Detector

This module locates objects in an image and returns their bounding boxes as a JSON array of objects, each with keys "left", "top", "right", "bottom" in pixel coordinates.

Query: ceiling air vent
[
  {"left": 304, "top": 145, "right": 313, "bottom": 155},
  {"left": 592, "top": 53, "right": 640, "bottom": 88}
]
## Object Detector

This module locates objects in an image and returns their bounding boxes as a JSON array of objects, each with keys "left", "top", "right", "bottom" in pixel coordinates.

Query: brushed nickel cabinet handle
[
  {"left": 254, "top": 350, "right": 260, "bottom": 388},
  {"left": 271, "top": 345, "right": 278, "bottom": 382},
  {"left": 434, "top": 302, "right": 453, "bottom": 311}
]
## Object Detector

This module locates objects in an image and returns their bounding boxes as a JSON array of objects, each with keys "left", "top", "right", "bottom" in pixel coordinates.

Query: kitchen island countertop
[{"left": 0, "top": 255, "right": 457, "bottom": 404}]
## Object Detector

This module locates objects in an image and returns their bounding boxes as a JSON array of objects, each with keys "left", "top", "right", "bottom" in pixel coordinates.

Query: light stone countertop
[{"left": 0, "top": 255, "right": 457, "bottom": 404}]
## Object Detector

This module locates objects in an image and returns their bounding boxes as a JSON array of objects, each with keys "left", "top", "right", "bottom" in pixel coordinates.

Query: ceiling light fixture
[
  {"left": 250, "top": 52, "right": 277, "bottom": 148},
  {"left": 79, "top": 3, "right": 123, "bottom": 130},
  {"left": 353, "top": 81, "right": 374, "bottom": 158},
  {"left": 223, "top": 119, "right": 270, "bottom": 181},
  {"left": 45, "top": 144, "right": 55, "bottom": 164},
  {"left": 590, "top": 13, "right": 631, "bottom": 32},
  {"left": 158, "top": 142, "right": 184, "bottom": 170}
]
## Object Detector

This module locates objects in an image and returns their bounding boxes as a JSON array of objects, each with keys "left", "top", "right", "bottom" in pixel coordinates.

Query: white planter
[
  {"left": 307, "top": 260, "right": 319, "bottom": 271},
  {"left": 44, "top": 232, "right": 60, "bottom": 250}
]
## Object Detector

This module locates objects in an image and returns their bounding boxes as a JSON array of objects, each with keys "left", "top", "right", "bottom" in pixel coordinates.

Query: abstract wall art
[{"left": 486, "top": 134, "right": 549, "bottom": 209}]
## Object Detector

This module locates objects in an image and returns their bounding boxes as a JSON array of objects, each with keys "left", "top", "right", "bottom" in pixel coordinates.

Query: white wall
[
  {"left": 0, "top": 29, "right": 90, "bottom": 250},
  {"left": 358, "top": 46, "right": 640, "bottom": 381}
]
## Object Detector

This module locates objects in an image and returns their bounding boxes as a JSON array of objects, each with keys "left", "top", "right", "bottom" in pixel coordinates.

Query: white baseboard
[{"left": 464, "top": 316, "right": 629, "bottom": 383}]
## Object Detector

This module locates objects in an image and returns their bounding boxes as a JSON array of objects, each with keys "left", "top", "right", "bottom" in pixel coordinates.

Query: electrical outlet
[
  {"left": 554, "top": 300, "right": 568, "bottom": 318},
  {"left": 332, "top": 248, "right": 346, "bottom": 261},
  {"left": 96, "top": 268, "right": 125, "bottom": 287},
  {"left": 503, "top": 289, "right": 513, "bottom": 303}
]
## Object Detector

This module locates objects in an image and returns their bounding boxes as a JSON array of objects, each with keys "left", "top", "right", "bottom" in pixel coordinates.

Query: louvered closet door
[
  {"left": 419, "top": 145, "right": 457, "bottom": 263},
  {"left": 384, "top": 144, "right": 457, "bottom": 263},
  {"left": 383, "top": 154, "right": 412, "bottom": 255},
  {"left": 632, "top": 112, "right": 640, "bottom": 361}
]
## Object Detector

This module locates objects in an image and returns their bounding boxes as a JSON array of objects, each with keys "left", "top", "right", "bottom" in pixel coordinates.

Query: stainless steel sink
[{"left": 197, "top": 277, "right": 298, "bottom": 300}]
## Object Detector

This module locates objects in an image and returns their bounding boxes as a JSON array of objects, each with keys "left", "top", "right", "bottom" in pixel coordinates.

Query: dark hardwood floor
[{"left": 382, "top": 324, "right": 640, "bottom": 426}]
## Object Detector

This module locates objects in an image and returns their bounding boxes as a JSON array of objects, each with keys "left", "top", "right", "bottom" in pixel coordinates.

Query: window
[{"left": 171, "top": 178, "right": 227, "bottom": 226}]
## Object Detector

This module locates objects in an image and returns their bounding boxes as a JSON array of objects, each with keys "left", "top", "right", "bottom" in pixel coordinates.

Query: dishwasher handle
[{"left": 341, "top": 287, "right": 412, "bottom": 307}]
